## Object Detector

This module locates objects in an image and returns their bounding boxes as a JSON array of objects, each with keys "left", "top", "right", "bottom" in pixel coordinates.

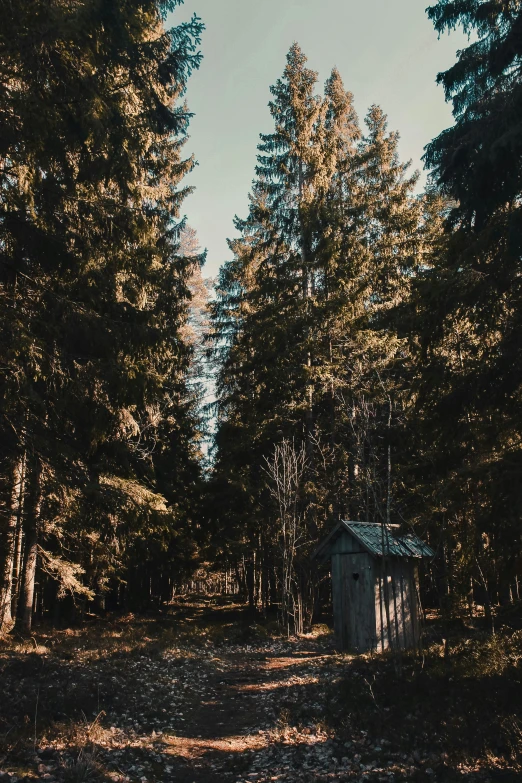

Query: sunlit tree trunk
[
  {"left": 0, "top": 455, "right": 25, "bottom": 632},
  {"left": 19, "top": 456, "right": 42, "bottom": 632}
]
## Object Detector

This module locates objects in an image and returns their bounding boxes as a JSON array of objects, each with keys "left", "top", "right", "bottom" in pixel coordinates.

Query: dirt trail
[
  {"left": 0, "top": 603, "right": 344, "bottom": 783},
  {"left": 159, "top": 647, "right": 333, "bottom": 782},
  {"left": 0, "top": 601, "right": 504, "bottom": 783}
]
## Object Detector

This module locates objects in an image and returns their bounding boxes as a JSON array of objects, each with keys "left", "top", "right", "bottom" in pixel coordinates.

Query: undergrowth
[
  {"left": 1, "top": 598, "right": 521, "bottom": 782},
  {"left": 321, "top": 628, "right": 522, "bottom": 779}
]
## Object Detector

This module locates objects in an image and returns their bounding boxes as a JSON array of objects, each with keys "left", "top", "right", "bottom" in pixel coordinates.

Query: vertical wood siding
[
  {"left": 331, "top": 541, "right": 421, "bottom": 652},
  {"left": 374, "top": 560, "right": 420, "bottom": 651}
]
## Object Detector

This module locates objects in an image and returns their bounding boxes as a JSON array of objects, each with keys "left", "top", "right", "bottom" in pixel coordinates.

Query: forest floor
[{"left": 0, "top": 598, "right": 521, "bottom": 783}]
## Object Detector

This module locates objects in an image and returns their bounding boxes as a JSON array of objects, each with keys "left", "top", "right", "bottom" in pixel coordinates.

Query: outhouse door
[{"left": 330, "top": 532, "right": 377, "bottom": 652}]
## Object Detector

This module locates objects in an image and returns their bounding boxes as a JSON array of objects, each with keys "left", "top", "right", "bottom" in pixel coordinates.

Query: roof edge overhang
[{"left": 312, "top": 520, "right": 435, "bottom": 561}]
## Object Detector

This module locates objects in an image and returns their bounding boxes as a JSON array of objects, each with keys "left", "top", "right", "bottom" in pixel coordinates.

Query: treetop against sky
[{"left": 171, "top": 0, "right": 468, "bottom": 277}]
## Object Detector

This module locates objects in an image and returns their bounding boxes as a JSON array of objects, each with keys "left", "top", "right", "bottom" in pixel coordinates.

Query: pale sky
[{"left": 169, "top": 0, "right": 467, "bottom": 278}]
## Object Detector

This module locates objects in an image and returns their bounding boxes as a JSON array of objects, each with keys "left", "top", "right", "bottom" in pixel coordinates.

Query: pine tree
[
  {"left": 210, "top": 46, "right": 424, "bottom": 626},
  {"left": 0, "top": 0, "right": 204, "bottom": 630},
  {"left": 411, "top": 0, "right": 522, "bottom": 608}
]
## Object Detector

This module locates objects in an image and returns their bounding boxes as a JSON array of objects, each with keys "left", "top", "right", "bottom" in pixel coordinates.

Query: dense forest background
[{"left": 1, "top": 0, "right": 521, "bottom": 636}]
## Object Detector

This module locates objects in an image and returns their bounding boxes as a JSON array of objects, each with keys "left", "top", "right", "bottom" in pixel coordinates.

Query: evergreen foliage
[
  {"left": 209, "top": 45, "right": 425, "bottom": 627},
  {"left": 1, "top": 0, "right": 520, "bottom": 634},
  {"left": 0, "top": 0, "right": 204, "bottom": 630},
  {"left": 406, "top": 0, "right": 522, "bottom": 611}
]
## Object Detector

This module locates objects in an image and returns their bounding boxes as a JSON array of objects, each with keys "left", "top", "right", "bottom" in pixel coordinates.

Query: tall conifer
[
  {"left": 412, "top": 0, "right": 522, "bottom": 604},
  {"left": 210, "top": 45, "right": 423, "bottom": 620},
  {"left": 0, "top": 0, "right": 204, "bottom": 629}
]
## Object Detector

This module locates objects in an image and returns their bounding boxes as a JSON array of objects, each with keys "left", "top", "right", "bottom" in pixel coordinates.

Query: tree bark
[
  {"left": 380, "top": 393, "right": 395, "bottom": 652},
  {"left": 0, "top": 455, "right": 25, "bottom": 632},
  {"left": 245, "top": 557, "right": 255, "bottom": 611},
  {"left": 19, "top": 456, "right": 42, "bottom": 632}
]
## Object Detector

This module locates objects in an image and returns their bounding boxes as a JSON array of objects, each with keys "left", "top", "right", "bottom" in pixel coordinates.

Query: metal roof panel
[
  {"left": 341, "top": 521, "right": 433, "bottom": 559},
  {"left": 396, "top": 533, "right": 435, "bottom": 558}
]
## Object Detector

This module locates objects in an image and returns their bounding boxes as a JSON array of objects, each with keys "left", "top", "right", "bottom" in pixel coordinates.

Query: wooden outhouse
[{"left": 314, "top": 521, "right": 434, "bottom": 653}]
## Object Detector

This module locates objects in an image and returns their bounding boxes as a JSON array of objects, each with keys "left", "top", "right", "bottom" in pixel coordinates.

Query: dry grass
[
  {"left": 315, "top": 624, "right": 522, "bottom": 780},
  {"left": 0, "top": 598, "right": 282, "bottom": 782},
  {"left": 1, "top": 599, "right": 521, "bottom": 782}
]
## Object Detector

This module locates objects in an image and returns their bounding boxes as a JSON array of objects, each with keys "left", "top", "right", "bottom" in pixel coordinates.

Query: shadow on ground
[{"left": 0, "top": 597, "right": 520, "bottom": 783}]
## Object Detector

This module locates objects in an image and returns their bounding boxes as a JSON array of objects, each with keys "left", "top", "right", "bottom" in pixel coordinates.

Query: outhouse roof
[
  {"left": 398, "top": 532, "right": 435, "bottom": 558},
  {"left": 313, "top": 520, "right": 434, "bottom": 561}
]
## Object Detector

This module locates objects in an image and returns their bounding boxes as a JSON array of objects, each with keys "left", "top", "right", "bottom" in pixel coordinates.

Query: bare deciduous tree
[{"left": 264, "top": 439, "right": 308, "bottom": 635}]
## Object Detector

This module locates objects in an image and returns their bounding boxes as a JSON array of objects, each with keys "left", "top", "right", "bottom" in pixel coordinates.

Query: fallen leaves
[{"left": 0, "top": 604, "right": 513, "bottom": 783}]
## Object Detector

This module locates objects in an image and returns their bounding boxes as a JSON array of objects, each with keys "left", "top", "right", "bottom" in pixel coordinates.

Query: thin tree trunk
[
  {"left": 12, "top": 514, "right": 25, "bottom": 617},
  {"left": 12, "top": 454, "right": 27, "bottom": 617},
  {"left": 245, "top": 557, "right": 255, "bottom": 611},
  {"left": 381, "top": 533, "right": 394, "bottom": 650},
  {"left": 328, "top": 334, "right": 342, "bottom": 521},
  {"left": 347, "top": 431, "right": 357, "bottom": 520},
  {"left": 235, "top": 561, "right": 247, "bottom": 600},
  {"left": 475, "top": 556, "right": 494, "bottom": 634},
  {"left": 19, "top": 456, "right": 42, "bottom": 633},
  {"left": 380, "top": 392, "right": 395, "bottom": 652},
  {"left": 298, "top": 161, "right": 315, "bottom": 469},
  {"left": 0, "top": 455, "right": 25, "bottom": 631}
]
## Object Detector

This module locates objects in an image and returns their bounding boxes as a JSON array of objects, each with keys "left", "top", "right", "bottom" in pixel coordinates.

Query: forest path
[
  {"left": 1, "top": 600, "right": 350, "bottom": 783},
  {"left": 159, "top": 645, "right": 337, "bottom": 783},
  {"left": 0, "top": 599, "right": 500, "bottom": 783}
]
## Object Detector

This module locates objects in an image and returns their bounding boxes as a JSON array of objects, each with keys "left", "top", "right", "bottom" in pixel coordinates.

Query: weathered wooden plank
[
  {"left": 340, "top": 554, "right": 349, "bottom": 649},
  {"left": 375, "top": 573, "right": 381, "bottom": 652},
  {"left": 332, "top": 553, "right": 421, "bottom": 653},
  {"left": 341, "top": 553, "right": 375, "bottom": 652},
  {"left": 410, "top": 564, "right": 420, "bottom": 647},
  {"left": 390, "top": 565, "right": 401, "bottom": 647},
  {"left": 348, "top": 556, "right": 359, "bottom": 650},
  {"left": 399, "top": 568, "right": 411, "bottom": 647},
  {"left": 331, "top": 554, "right": 343, "bottom": 646},
  {"left": 330, "top": 531, "right": 364, "bottom": 556},
  {"left": 362, "top": 557, "right": 376, "bottom": 651}
]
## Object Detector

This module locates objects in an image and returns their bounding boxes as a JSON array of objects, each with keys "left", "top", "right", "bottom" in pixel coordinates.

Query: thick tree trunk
[
  {"left": 0, "top": 455, "right": 25, "bottom": 632},
  {"left": 19, "top": 457, "right": 42, "bottom": 633}
]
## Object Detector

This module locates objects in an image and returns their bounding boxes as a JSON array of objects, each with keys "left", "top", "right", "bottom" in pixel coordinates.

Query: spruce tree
[
  {"left": 412, "top": 0, "right": 522, "bottom": 607},
  {"left": 0, "top": 0, "right": 204, "bottom": 630},
  {"left": 210, "top": 45, "right": 424, "bottom": 624}
]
